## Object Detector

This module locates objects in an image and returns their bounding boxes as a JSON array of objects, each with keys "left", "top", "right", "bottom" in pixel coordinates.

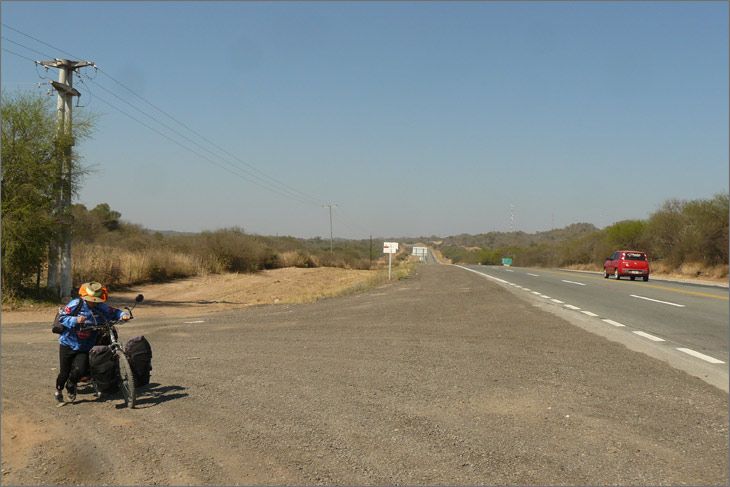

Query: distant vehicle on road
[{"left": 604, "top": 250, "right": 650, "bottom": 281}]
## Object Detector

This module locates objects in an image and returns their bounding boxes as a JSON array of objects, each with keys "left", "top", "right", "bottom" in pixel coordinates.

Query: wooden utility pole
[{"left": 40, "top": 59, "right": 94, "bottom": 299}]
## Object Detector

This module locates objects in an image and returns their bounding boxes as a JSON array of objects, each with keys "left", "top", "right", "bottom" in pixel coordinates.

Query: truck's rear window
[{"left": 624, "top": 252, "right": 646, "bottom": 260}]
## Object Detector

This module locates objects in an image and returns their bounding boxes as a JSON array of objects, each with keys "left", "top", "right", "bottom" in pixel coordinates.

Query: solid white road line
[
  {"left": 527, "top": 273, "right": 540, "bottom": 277},
  {"left": 561, "top": 280, "right": 587, "bottom": 286},
  {"left": 184, "top": 320, "right": 205, "bottom": 324},
  {"left": 551, "top": 299, "right": 564, "bottom": 304},
  {"left": 454, "top": 265, "right": 510, "bottom": 284},
  {"left": 523, "top": 288, "right": 531, "bottom": 291},
  {"left": 564, "top": 304, "right": 581, "bottom": 310},
  {"left": 602, "top": 319, "right": 626, "bottom": 327},
  {"left": 540, "top": 295, "right": 551, "bottom": 299},
  {"left": 632, "top": 331, "right": 665, "bottom": 342},
  {"left": 676, "top": 348, "right": 726, "bottom": 364},
  {"left": 580, "top": 311, "right": 599, "bottom": 317},
  {"left": 531, "top": 291, "right": 541, "bottom": 295},
  {"left": 630, "top": 295, "right": 685, "bottom": 307}
]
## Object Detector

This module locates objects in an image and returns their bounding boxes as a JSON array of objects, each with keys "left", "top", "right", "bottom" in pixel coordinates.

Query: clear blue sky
[{"left": 2, "top": 1, "right": 727, "bottom": 239}]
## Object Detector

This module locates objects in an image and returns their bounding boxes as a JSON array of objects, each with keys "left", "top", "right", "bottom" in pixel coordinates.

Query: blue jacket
[{"left": 58, "top": 299, "right": 124, "bottom": 352}]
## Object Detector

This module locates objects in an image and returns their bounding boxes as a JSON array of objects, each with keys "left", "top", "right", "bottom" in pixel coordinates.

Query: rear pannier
[{"left": 89, "top": 345, "right": 118, "bottom": 392}]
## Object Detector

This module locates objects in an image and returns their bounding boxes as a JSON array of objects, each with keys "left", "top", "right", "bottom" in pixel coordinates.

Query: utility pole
[
  {"left": 40, "top": 58, "right": 94, "bottom": 299},
  {"left": 369, "top": 235, "right": 373, "bottom": 269},
  {"left": 322, "top": 203, "right": 336, "bottom": 253},
  {"left": 510, "top": 204, "right": 515, "bottom": 233}
]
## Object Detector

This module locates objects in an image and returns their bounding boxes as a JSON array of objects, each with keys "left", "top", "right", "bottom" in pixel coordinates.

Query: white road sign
[{"left": 383, "top": 242, "right": 399, "bottom": 254}]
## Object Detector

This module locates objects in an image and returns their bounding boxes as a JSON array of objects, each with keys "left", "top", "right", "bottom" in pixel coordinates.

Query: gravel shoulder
[{"left": 2, "top": 265, "right": 727, "bottom": 485}]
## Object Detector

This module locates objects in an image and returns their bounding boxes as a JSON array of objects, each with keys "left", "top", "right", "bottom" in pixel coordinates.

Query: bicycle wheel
[{"left": 117, "top": 352, "right": 136, "bottom": 408}]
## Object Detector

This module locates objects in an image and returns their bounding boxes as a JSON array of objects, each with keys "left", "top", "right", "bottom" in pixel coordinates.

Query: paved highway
[{"left": 457, "top": 264, "right": 729, "bottom": 390}]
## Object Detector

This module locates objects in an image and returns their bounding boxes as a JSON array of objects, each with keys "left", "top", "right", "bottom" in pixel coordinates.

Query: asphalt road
[
  {"left": 2, "top": 264, "right": 728, "bottom": 485},
  {"left": 460, "top": 264, "right": 729, "bottom": 391}
]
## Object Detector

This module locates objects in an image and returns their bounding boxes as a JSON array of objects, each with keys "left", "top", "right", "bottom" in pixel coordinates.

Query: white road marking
[
  {"left": 561, "top": 280, "right": 587, "bottom": 286},
  {"left": 630, "top": 295, "right": 685, "bottom": 307},
  {"left": 564, "top": 304, "right": 581, "bottom": 310},
  {"left": 454, "top": 265, "right": 510, "bottom": 284},
  {"left": 580, "top": 311, "right": 599, "bottom": 317},
  {"left": 527, "top": 273, "right": 540, "bottom": 277},
  {"left": 504, "top": 269, "right": 514, "bottom": 272},
  {"left": 676, "top": 348, "right": 725, "bottom": 364},
  {"left": 523, "top": 288, "right": 531, "bottom": 291},
  {"left": 632, "top": 331, "right": 665, "bottom": 342},
  {"left": 184, "top": 320, "right": 205, "bottom": 324},
  {"left": 540, "top": 295, "right": 551, "bottom": 299},
  {"left": 602, "top": 319, "right": 626, "bottom": 327},
  {"left": 551, "top": 299, "right": 564, "bottom": 304}
]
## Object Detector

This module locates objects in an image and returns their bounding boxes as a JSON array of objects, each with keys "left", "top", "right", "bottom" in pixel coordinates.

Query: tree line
[{"left": 438, "top": 193, "right": 729, "bottom": 276}]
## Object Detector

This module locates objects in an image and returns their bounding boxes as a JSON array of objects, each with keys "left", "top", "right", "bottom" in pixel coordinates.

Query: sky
[{"left": 1, "top": 1, "right": 728, "bottom": 239}]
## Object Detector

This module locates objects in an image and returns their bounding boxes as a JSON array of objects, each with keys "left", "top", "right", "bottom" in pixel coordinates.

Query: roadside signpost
[
  {"left": 412, "top": 246, "right": 428, "bottom": 262},
  {"left": 502, "top": 257, "right": 513, "bottom": 266},
  {"left": 383, "top": 242, "right": 399, "bottom": 280}
]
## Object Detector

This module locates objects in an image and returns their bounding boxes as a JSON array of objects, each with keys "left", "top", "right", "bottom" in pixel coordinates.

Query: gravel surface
[{"left": 2, "top": 265, "right": 727, "bottom": 485}]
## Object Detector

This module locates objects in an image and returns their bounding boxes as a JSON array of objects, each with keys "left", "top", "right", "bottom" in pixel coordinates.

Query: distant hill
[{"left": 407, "top": 223, "right": 599, "bottom": 250}]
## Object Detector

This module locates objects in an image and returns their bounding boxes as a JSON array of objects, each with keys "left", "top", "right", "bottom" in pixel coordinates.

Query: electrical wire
[
  {"left": 2, "top": 47, "right": 38, "bottom": 63},
  {"left": 86, "top": 88, "right": 320, "bottom": 206},
  {"left": 96, "top": 67, "right": 325, "bottom": 207},
  {"left": 80, "top": 72, "right": 320, "bottom": 206},
  {"left": 2, "top": 23, "right": 326, "bottom": 207},
  {"left": 2, "top": 22, "right": 375, "bottom": 236},
  {"left": 2, "top": 23, "right": 77, "bottom": 59},
  {"left": 1, "top": 36, "right": 53, "bottom": 59}
]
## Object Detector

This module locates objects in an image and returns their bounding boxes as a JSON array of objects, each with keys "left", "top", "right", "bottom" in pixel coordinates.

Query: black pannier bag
[
  {"left": 89, "top": 345, "right": 118, "bottom": 392},
  {"left": 51, "top": 301, "right": 82, "bottom": 334},
  {"left": 125, "top": 336, "right": 152, "bottom": 387}
]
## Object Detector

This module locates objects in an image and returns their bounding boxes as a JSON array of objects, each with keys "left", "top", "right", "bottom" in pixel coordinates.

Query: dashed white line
[
  {"left": 630, "top": 295, "right": 685, "bottom": 307},
  {"left": 504, "top": 269, "right": 514, "bottom": 272},
  {"left": 561, "top": 280, "right": 587, "bottom": 286},
  {"left": 523, "top": 288, "right": 531, "bottom": 292},
  {"left": 527, "top": 273, "right": 540, "bottom": 277},
  {"left": 676, "top": 348, "right": 725, "bottom": 364},
  {"left": 580, "top": 311, "right": 599, "bottom": 317},
  {"left": 551, "top": 299, "right": 564, "bottom": 304},
  {"left": 184, "top": 320, "right": 205, "bottom": 324},
  {"left": 540, "top": 295, "right": 551, "bottom": 299},
  {"left": 531, "top": 291, "right": 541, "bottom": 295},
  {"left": 602, "top": 319, "right": 626, "bottom": 327},
  {"left": 564, "top": 304, "right": 581, "bottom": 310},
  {"left": 632, "top": 331, "right": 665, "bottom": 342}
]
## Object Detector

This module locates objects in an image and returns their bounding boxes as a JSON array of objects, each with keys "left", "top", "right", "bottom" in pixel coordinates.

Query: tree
[
  {"left": 1, "top": 91, "right": 58, "bottom": 295},
  {"left": 1, "top": 90, "right": 94, "bottom": 297}
]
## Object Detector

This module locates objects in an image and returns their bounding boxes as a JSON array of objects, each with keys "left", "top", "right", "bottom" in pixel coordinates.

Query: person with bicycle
[{"left": 54, "top": 281, "right": 131, "bottom": 403}]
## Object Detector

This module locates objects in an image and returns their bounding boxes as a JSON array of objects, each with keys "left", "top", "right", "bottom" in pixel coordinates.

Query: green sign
[{"left": 501, "top": 257, "right": 513, "bottom": 266}]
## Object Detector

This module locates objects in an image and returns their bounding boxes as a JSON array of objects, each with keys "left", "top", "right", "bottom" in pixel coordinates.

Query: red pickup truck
[{"left": 604, "top": 250, "right": 650, "bottom": 281}]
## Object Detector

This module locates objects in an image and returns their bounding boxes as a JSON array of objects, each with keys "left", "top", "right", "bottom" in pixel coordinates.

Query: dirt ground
[{"left": 2, "top": 267, "right": 381, "bottom": 325}]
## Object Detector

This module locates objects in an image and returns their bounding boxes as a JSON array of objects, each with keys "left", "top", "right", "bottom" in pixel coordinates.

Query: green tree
[
  {"left": 1, "top": 91, "right": 58, "bottom": 295},
  {"left": 2, "top": 90, "right": 94, "bottom": 297}
]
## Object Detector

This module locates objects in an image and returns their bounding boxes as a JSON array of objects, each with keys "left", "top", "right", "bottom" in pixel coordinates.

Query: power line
[
  {"left": 1, "top": 36, "right": 53, "bottom": 59},
  {"left": 96, "top": 67, "right": 325, "bottom": 207},
  {"left": 85, "top": 88, "right": 319, "bottom": 206},
  {"left": 2, "top": 23, "right": 78, "bottom": 59},
  {"left": 2, "top": 23, "right": 375, "bottom": 236},
  {"left": 3, "top": 23, "right": 325, "bottom": 207},
  {"left": 1, "top": 47, "right": 38, "bottom": 63},
  {"left": 80, "top": 73, "right": 321, "bottom": 206}
]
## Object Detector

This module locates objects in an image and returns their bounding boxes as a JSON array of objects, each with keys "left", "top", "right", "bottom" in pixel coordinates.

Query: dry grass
[{"left": 72, "top": 245, "right": 210, "bottom": 286}]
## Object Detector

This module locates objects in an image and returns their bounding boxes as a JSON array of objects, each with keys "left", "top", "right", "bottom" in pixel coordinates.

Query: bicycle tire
[{"left": 117, "top": 352, "right": 136, "bottom": 408}]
